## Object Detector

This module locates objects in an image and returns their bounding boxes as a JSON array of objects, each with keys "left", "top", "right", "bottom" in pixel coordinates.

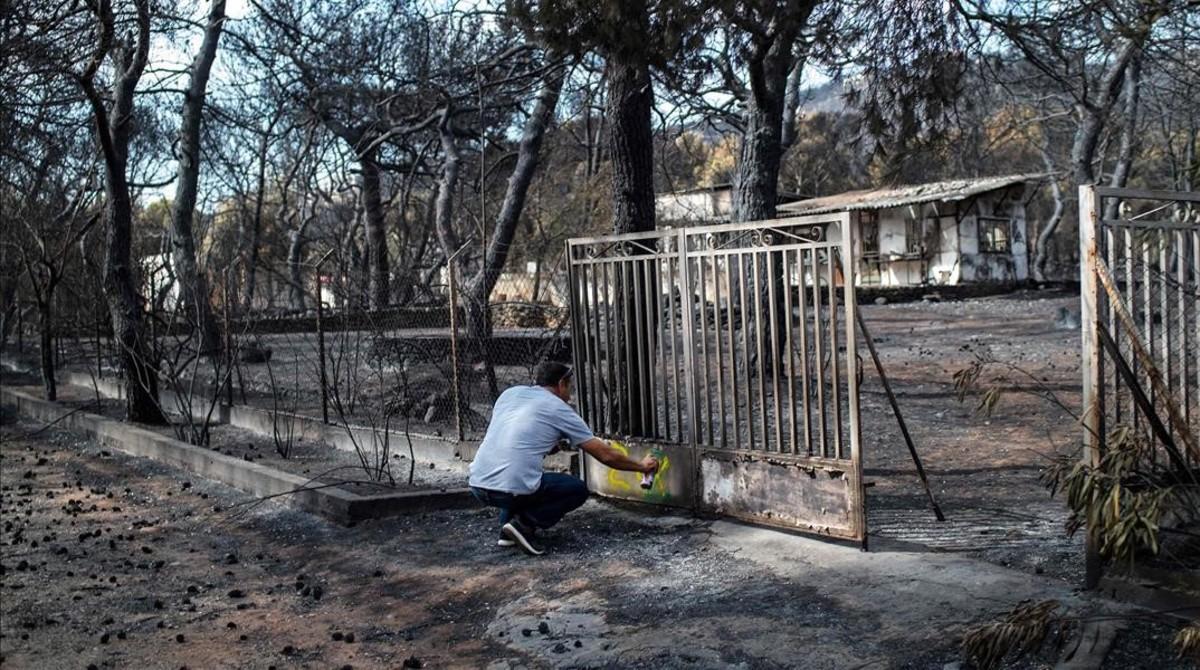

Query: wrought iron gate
[
  {"left": 1079, "top": 186, "right": 1200, "bottom": 583},
  {"left": 566, "top": 214, "right": 866, "bottom": 542}
]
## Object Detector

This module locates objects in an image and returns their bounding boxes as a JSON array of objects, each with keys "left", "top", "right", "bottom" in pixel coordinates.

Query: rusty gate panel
[
  {"left": 567, "top": 214, "right": 866, "bottom": 542},
  {"left": 700, "top": 453, "right": 859, "bottom": 536}
]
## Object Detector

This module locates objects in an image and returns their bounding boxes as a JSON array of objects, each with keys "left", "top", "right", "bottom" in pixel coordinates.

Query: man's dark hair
[{"left": 534, "top": 361, "right": 573, "bottom": 387}]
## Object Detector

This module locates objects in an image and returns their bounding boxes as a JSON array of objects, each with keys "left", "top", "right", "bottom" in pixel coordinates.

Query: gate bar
[{"left": 855, "top": 307, "right": 945, "bottom": 521}]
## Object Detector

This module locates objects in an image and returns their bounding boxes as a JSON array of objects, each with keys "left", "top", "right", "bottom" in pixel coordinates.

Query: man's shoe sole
[{"left": 501, "top": 522, "right": 544, "bottom": 556}]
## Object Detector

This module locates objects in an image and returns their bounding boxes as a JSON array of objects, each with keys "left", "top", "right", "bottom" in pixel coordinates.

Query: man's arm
[{"left": 578, "top": 438, "right": 657, "bottom": 473}]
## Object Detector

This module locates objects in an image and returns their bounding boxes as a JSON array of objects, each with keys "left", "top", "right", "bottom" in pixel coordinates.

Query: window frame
[{"left": 977, "top": 215, "right": 1011, "bottom": 254}]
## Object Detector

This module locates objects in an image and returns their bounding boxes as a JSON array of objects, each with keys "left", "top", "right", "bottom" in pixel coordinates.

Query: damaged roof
[{"left": 777, "top": 173, "right": 1047, "bottom": 216}]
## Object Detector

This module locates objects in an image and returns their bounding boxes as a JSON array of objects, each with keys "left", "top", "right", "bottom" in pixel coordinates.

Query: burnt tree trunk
[
  {"left": 361, "top": 152, "right": 389, "bottom": 310},
  {"left": 287, "top": 222, "right": 309, "bottom": 311},
  {"left": 606, "top": 57, "right": 655, "bottom": 235},
  {"left": 104, "top": 170, "right": 166, "bottom": 423},
  {"left": 1034, "top": 38, "right": 1141, "bottom": 276},
  {"left": 732, "top": 77, "right": 786, "bottom": 223},
  {"left": 38, "top": 299, "right": 56, "bottom": 401},
  {"left": 1032, "top": 38, "right": 1141, "bottom": 288},
  {"left": 606, "top": 48, "right": 658, "bottom": 437},
  {"left": 1033, "top": 149, "right": 1065, "bottom": 282},
  {"left": 1103, "top": 54, "right": 1142, "bottom": 221},
  {"left": 728, "top": 4, "right": 814, "bottom": 382},
  {"left": 734, "top": 76, "right": 790, "bottom": 378},
  {"left": 463, "top": 65, "right": 566, "bottom": 397},
  {"left": 78, "top": 0, "right": 166, "bottom": 424},
  {"left": 242, "top": 127, "right": 270, "bottom": 312},
  {"left": 169, "top": 0, "right": 224, "bottom": 354}
]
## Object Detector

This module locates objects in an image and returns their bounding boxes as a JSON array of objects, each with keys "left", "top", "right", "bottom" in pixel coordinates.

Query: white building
[
  {"left": 777, "top": 173, "right": 1044, "bottom": 287},
  {"left": 656, "top": 184, "right": 805, "bottom": 225}
]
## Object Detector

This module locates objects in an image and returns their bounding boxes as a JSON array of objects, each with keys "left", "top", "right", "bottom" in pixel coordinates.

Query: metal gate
[
  {"left": 1079, "top": 185, "right": 1200, "bottom": 583},
  {"left": 566, "top": 214, "right": 866, "bottom": 542}
]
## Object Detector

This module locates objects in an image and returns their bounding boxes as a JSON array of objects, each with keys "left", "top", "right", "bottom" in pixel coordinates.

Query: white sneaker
[{"left": 501, "top": 521, "right": 544, "bottom": 556}]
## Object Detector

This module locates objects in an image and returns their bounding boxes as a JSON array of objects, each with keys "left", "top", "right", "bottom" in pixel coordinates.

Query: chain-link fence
[{"left": 6, "top": 246, "right": 573, "bottom": 446}]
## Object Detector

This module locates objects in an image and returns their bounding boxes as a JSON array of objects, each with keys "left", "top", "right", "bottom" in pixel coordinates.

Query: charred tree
[
  {"left": 603, "top": 2, "right": 661, "bottom": 437},
  {"left": 435, "top": 64, "right": 566, "bottom": 400},
  {"left": 76, "top": 0, "right": 166, "bottom": 424},
  {"left": 360, "top": 151, "right": 389, "bottom": 310},
  {"left": 730, "top": 0, "right": 818, "bottom": 224},
  {"left": 242, "top": 124, "right": 272, "bottom": 311},
  {"left": 169, "top": 0, "right": 225, "bottom": 354}
]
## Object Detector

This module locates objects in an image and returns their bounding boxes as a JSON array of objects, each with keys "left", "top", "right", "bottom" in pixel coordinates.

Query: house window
[
  {"left": 904, "top": 218, "right": 923, "bottom": 255},
  {"left": 978, "top": 216, "right": 1010, "bottom": 253}
]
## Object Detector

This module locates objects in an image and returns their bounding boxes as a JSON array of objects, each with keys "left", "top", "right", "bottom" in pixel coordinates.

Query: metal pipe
[
  {"left": 654, "top": 253, "right": 671, "bottom": 442},
  {"left": 632, "top": 258, "right": 649, "bottom": 435},
  {"left": 811, "top": 249, "right": 828, "bottom": 458},
  {"left": 668, "top": 255, "right": 682, "bottom": 440},
  {"left": 724, "top": 252, "right": 740, "bottom": 450},
  {"left": 602, "top": 262, "right": 616, "bottom": 435},
  {"left": 678, "top": 230, "right": 698, "bottom": 446},
  {"left": 783, "top": 249, "right": 798, "bottom": 454},
  {"left": 315, "top": 249, "right": 335, "bottom": 426},
  {"left": 752, "top": 252, "right": 769, "bottom": 450},
  {"left": 856, "top": 307, "right": 944, "bottom": 520},
  {"left": 738, "top": 253, "right": 755, "bottom": 449},
  {"left": 628, "top": 260, "right": 638, "bottom": 439},
  {"left": 797, "top": 248, "right": 812, "bottom": 455},
  {"left": 446, "top": 242, "right": 471, "bottom": 442},
  {"left": 698, "top": 254, "right": 712, "bottom": 444},
  {"left": 827, "top": 248, "right": 843, "bottom": 459},
  {"left": 767, "top": 249, "right": 783, "bottom": 452},
  {"left": 713, "top": 252, "right": 727, "bottom": 447}
]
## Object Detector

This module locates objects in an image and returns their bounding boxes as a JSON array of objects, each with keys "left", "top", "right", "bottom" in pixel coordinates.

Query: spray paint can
[{"left": 640, "top": 447, "right": 663, "bottom": 490}]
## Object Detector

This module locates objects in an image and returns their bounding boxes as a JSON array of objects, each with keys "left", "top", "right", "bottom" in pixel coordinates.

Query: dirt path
[{"left": 1, "top": 412, "right": 1190, "bottom": 669}]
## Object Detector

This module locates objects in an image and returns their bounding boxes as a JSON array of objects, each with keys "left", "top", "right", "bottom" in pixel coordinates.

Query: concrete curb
[{"left": 1, "top": 386, "right": 473, "bottom": 524}]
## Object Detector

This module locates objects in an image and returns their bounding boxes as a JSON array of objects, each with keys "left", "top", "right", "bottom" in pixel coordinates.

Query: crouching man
[{"left": 468, "top": 361, "right": 657, "bottom": 556}]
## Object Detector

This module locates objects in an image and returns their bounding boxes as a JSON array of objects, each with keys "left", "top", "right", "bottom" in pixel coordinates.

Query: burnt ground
[
  {"left": 858, "top": 288, "right": 1087, "bottom": 582},
  {"left": 0, "top": 415, "right": 1194, "bottom": 669},
  {"left": 3, "top": 289, "right": 1197, "bottom": 668}
]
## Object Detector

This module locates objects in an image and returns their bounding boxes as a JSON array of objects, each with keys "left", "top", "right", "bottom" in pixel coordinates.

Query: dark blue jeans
[{"left": 470, "top": 473, "right": 589, "bottom": 529}]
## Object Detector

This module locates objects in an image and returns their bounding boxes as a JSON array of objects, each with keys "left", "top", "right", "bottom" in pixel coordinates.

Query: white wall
[
  {"left": 959, "top": 191, "right": 1025, "bottom": 283},
  {"left": 927, "top": 213, "right": 961, "bottom": 285},
  {"left": 657, "top": 189, "right": 732, "bottom": 224},
  {"left": 1010, "top": 199, "right": 1029, "bottom": 281},
  {"left": 847, "top": 188, "right": 1030, "bottom": 287}
]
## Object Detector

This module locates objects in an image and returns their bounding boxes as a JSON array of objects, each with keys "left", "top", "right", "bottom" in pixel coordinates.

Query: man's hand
[{"left": 579, "top": 438, "right": 659, "bottom": 474}]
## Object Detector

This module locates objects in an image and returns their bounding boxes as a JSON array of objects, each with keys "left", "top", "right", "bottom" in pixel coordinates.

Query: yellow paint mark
[
  {"left": 604, "top": 441, "right": 671, "bottom": 500},
  {"left": 606, "top": 440, "right": 633, "bottom": 492}
]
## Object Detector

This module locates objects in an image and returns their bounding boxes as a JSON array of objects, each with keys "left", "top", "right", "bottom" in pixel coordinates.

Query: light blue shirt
[{"left": 468, "top": 385, "right": 594, "bottom": 495}]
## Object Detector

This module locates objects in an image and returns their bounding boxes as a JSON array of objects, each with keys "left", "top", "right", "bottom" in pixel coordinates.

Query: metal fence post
[
  {"left": 1078, "top": 184, "right": 1103, "bottom": 589},
  {"left": 222, "top": 277, "right": 233, "bottom": 408},
  {"left": 448, "top": 260, "right": 464, "bottom": 442},
  {"left": 315, "top": 253, "right": 331, "bottom": 425},
  {"left": 95, "top": 300, "right": 103, "bottom": 379}
]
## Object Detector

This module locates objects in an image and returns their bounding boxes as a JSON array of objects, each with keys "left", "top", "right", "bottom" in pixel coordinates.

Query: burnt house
[{"left": 777, "top": 174, "right": 1045, "bottom": 286}]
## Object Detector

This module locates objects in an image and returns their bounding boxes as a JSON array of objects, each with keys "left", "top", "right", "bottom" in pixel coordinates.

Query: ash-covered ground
[
  {"left": 1, "top": 414, "right": 1191, "bottom": 669},
  {"left": 3, "top": 289, "right": 1195, "bottom": 668}
]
